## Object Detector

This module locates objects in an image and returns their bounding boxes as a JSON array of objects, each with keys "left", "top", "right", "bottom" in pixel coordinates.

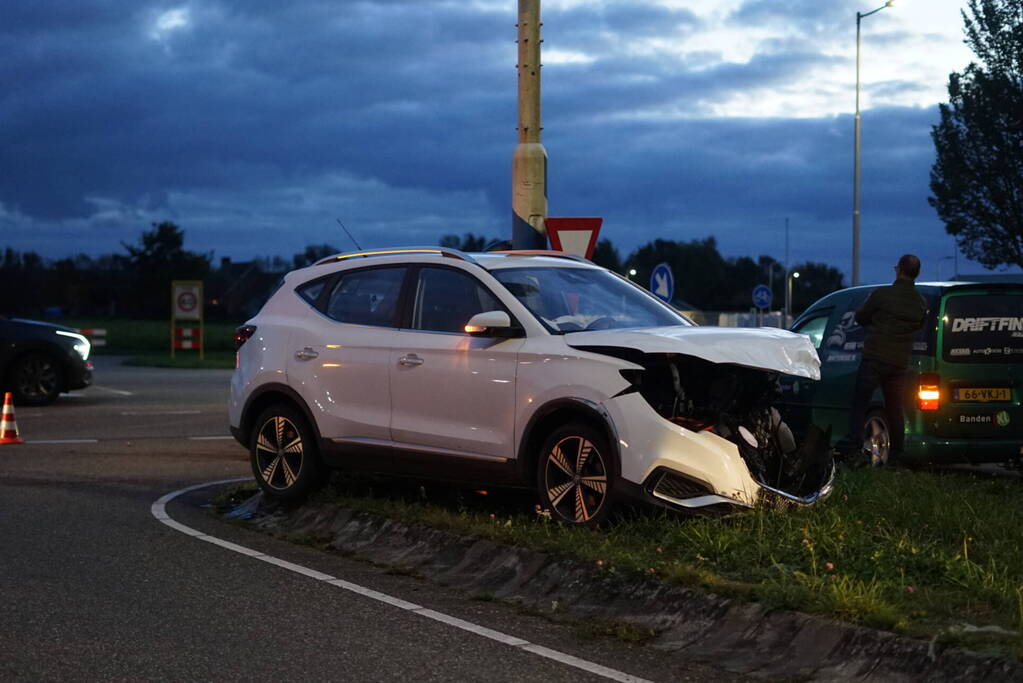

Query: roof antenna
[{"left": 336, "top": 218, "right": 363, "bottom": 251}]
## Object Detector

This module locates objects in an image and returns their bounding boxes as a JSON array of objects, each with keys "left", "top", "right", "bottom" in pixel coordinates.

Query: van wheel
[
  {"left": 863, "top": 411, "right": 890, "bottom": 466},
  {"left": 536, "top": 423, "right": 614, "bottom": 527},
  {"left": 250, "top": 404, "right": 324, "bottom": 501}
]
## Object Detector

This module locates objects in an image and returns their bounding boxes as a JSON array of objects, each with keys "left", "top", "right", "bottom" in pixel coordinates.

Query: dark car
[
  {"left": 781, "top": 282, "right": 1023, "bottom": 465},
  {"left": 0, "top": 317, "right": 93, "bottom": 406}
]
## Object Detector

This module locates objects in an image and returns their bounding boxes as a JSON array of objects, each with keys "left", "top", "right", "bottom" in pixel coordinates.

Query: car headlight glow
[{"left": 56, "top": 330, "right": 91, "bottom": 361}]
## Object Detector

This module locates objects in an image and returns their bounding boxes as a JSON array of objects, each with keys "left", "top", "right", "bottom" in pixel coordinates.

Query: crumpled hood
[{"left": 564, "top": 326, "right": 821, "bottom": 380}]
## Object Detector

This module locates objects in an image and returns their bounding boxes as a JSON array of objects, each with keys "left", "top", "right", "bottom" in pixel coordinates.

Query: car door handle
[
  {"left": 398, "top": 354, "right": 424, "bottom": 367},
  {"left": 294, "top": 347, "right": 318, "bottom": 360}
]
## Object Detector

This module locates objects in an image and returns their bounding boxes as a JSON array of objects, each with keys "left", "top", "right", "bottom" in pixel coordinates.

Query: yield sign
[{"left": 545, "top": 217, "right": 603, "bottom": 260}]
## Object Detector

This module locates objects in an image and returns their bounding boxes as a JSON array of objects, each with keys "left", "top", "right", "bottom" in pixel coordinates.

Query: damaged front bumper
[
  {"left": 631, "top": 459, "right": 836, "bottom": 514},
  {"left": 756, "top": 462, "right": 836, "bottom": 506},
  {"left": 606, "top": 390, "right": 835, "bottom": 514}
]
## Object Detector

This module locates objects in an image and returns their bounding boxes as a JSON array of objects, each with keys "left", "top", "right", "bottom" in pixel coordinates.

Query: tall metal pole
[
  {"left": 784, "top": 217, "right": 790, "bottom": 320},
  {"left": 852, "top": 2, "right": 894, "bottom": 286},
  {"left": 512, "top": 0, "right": 548, "bottom": 249},
  {"left": 851, "top": 13, "right": 859, "bottom": 286}
]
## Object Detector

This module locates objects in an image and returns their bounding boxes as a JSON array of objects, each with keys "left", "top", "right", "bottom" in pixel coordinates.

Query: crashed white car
[{"left": 230, "top": 248, "right": 833, "bottom": 526}]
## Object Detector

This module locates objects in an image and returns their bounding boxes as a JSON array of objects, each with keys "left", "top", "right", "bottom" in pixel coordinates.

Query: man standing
[{"left": 848, "top": 254, "right": 928, "bottom": 465}]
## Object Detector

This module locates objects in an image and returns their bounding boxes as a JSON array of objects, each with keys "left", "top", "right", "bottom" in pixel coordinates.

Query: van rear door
[{"left": 934, "top": 289, "right": 1023, "bottom": 442}]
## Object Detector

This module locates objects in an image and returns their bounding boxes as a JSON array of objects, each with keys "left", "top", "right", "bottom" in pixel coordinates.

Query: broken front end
[{"left": 602, "top": 350, "right": 835, "bottom": 512}]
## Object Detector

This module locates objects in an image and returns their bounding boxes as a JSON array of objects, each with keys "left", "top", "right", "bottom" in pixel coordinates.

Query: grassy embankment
[
  {"left": 261, "top": 466, "right": 1023, "bottom": 658},
  {"left": 57, "top": 317, "right": 240, "bottom": 368}
]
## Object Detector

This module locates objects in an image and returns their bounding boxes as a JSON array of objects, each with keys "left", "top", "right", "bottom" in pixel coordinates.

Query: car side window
[
  {"left": 793, "top": 313, "right": 830, "bottom": 349},
  {"left": 295, "top": 276, "right": 331, "bottom": 308},
  {"left": 325, "top": 267, "right": 406, "bottom": 327},
  {"left": 412, "top": 267, "right": 503, "bottom": 334}
]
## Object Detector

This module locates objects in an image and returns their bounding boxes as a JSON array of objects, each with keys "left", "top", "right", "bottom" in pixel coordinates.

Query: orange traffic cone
[{"left": 0, "top": 392, "right": 24, "bottom": 444}]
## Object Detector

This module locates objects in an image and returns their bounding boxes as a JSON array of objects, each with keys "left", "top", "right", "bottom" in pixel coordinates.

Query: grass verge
[{"left": 258, "top": 466, "right": 1023, "bottom": 659}]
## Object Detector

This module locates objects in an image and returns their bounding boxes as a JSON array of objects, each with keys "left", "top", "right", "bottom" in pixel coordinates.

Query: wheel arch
[
  {"left": 516, "top": 398, "right": 621, "bottom": 483},
  {"left": 240, "top": 383, "right": 323, "bottom": 449}
]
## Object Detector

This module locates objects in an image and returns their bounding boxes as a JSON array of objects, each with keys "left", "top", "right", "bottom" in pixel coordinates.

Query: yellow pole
[{"left": 512, "top": 0, "right": 548, "bottom": 249}]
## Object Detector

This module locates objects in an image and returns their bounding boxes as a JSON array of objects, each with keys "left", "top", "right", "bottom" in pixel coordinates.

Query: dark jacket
[{"left": 855, "top": 280, "right": 928, "bottom": 369}]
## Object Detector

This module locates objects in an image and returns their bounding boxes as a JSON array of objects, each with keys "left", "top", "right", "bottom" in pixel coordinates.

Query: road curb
[{"left": 237, "top": 495, "right": 1022, "bottom": 682}]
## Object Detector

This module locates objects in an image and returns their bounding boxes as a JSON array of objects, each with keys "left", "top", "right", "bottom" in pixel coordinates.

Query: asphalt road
[{"left": 0, "top": 356, "right": 740, "bottom": 682}]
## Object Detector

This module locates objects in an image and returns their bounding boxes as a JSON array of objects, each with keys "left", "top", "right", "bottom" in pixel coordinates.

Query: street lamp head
[
  {"left": 628, "top": 268, "right": 637, "bottom": 277},
  {"left": 793, "top": 271, "right": 800, "bottom": 279},
  {"left": 884, "top": 1, "right": 895, "bottom": 6}
]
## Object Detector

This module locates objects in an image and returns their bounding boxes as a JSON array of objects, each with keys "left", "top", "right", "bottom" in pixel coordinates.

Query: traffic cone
[{"left": 0, "top": 392, "right": 24, "bottom": 445}]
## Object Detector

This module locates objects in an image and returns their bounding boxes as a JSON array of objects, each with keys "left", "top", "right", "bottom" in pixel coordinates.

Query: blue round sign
[
  {"left": 752, "top": 284, "right": 772, "bottom": 309},
  {"left": 650, "top": 263, "right": 674, "bottom": 303}
]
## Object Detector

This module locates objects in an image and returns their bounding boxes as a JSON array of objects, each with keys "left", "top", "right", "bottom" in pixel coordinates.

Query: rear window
[{"left": 942, "top": 294, "right": 1023, "bottom": 363}]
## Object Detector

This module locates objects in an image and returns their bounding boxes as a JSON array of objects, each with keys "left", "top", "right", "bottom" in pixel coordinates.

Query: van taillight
[
  {"left": 234, "top": 325, "right": 257, "bottom": 350},
  {"left": 917, "top": 373, "right": 940, "bottom": 411}
]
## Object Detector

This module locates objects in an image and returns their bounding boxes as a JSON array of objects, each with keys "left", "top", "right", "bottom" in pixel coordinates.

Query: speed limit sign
[
  {"left": 172, "top": 282, "right": 202, "bottom": 320},
  {"left": 171, "top": 280, "right": 204, "bottom": 360}
]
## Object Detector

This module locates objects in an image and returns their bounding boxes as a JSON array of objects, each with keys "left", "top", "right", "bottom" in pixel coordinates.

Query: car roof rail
[
  {"left": 313, "top": 247, "right": 478, "bottom": 267},
  {"left": 487, "top": 250, "right": 591, "bottom": 264}
]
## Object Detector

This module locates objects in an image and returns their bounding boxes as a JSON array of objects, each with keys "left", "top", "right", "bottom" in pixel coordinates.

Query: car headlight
[{"left": 56, "top": 330, "right": 91, "bottom": 361}]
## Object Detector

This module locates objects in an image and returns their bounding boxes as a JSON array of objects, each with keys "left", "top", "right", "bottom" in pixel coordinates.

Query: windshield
[{"left": 492, "top": 266, "right": 691, "bottom": 333}]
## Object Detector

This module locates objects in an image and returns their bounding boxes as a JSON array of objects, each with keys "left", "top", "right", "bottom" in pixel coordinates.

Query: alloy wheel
[
  {"left": 864, "top": 414, "right": 890, "bottom": 466},
  {"left": 542, "top": 435, "right": 609, "bottom": 524},
  {"left": 254, "top": 415, "right": 305, "bottom": 491},
  {"left": 15, "top": 355, "right": 59, "bottom": 404}
]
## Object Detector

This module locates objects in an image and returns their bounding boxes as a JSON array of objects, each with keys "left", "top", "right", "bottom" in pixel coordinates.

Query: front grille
[{"left": 651, "top": 471, "right": 711, "bottom": 500}]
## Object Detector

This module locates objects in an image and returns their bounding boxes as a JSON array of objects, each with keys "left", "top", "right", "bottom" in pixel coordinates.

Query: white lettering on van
[{"left": 951, "top": 317, "right": 1023, "bottom": 333}]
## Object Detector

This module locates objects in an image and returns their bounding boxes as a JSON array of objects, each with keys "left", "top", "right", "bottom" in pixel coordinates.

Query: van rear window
[{"left": 942, "top": 294, "right": 1023, "bottom": 363}]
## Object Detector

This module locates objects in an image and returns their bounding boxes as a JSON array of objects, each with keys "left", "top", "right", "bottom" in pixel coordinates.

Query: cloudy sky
[{"left": 0, "top": 0, "right": 995, "bottom": 284}]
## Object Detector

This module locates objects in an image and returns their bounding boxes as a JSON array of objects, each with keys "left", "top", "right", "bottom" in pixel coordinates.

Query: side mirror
[{"left": 464, "top": 310, "right": 520, "bottom": 337}]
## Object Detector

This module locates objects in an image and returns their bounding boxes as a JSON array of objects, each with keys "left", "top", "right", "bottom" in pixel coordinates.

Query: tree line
[
  {"left": 2, "top": 222, "right": 843, "bottom": 321},
  {"left": 0, "top": 222, "right": 338, "bottom": 320},
  {"left": 441, "top": 232, "right": 844, "bottom": 313}
]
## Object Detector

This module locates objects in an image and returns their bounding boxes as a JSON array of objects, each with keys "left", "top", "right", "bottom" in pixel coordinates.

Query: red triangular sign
[{"left": 546, "top": 217, "right": 603, "bottom": 260}]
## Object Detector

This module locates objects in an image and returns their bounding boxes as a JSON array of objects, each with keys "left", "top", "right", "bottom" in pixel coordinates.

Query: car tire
[
  {"left": 8, "top": 353, "right": 62, "bottom": 406},
  {"left": 250, "top": 404, "right": 325, "bottom": 501},
  {"left": 536, "top": 422, "right": 615, "bottom": 527},
  {"left": 863, "top": 410, "right": 891, "bottom": 467}
]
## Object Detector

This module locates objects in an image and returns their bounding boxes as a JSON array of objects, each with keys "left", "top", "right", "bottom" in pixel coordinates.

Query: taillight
[
  {"left": 234, "top": 325, "right": 257, "bottom": 350},
  {"left": 917, "top": 373, "right": 940, "bottom": 411}
]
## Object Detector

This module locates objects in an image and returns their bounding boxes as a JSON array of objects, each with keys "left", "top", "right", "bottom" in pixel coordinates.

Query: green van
[{"left": 781, "top": 282, "right": 1023, "bottom": 465}]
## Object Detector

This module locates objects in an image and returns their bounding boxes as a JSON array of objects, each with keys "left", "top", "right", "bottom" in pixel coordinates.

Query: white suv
[{"left": 230, "top": 248, "right": 833, "bottom": 525}]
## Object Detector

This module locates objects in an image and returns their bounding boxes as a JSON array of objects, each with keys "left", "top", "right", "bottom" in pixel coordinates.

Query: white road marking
[
  {"left": 121, "top": 410, "right": 202, "bottom": 416},
  {"left": 25, "top": 439, "right": 99, "bottom": 444},
  {"left": 92, "top": 386, "right": 134, "bottom": 396},
  {"left": 152, "top": 479, "right": 655, "bottom": 683},
  {"left": 23, "top": 435, "right": 232, "bottom": 444}
]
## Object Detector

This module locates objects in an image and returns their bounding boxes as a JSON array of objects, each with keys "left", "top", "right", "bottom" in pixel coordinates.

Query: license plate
[{"left": 955, "top": 387, "right": 1011, "bottom": 402}]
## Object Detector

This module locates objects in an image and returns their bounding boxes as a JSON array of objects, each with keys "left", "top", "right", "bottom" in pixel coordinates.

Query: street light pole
[
  {"left": 852, "top": 1, "right": 894, "bottom": 287},
  {"left": 937, "top": 256, "right": 954, "bottom": 281},
  {"left": 786, "top": 271, "right": 800, "bottom": 326}
]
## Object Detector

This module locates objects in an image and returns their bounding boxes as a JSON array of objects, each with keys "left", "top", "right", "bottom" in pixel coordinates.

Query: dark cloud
[{"left": 0, "top": 0, "right": 985, "bottom": 285}]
